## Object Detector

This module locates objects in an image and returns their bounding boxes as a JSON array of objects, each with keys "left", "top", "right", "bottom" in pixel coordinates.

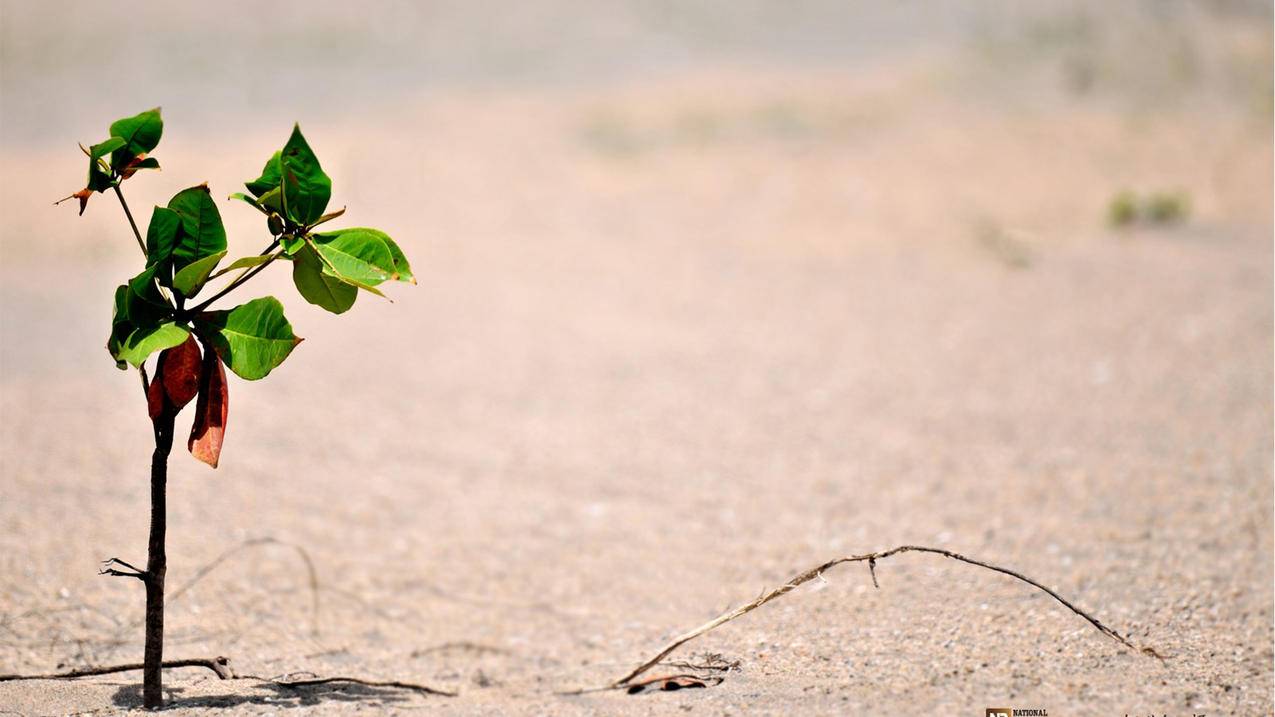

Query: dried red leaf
[
  {"left": 146, "top": 368, "right": 166, "bottom": 420},
  {"left": 54, "top": 188, "right": 95, "bottom": 215},
  {"left": 119, "top": 153, "right": 147, "bottom": 179},
  {"left": 624, "top": 674, "right": 720, "bottom": 694},
  {"left": 161, "top": 335, "right": 201, "bottom": 410},
  {"left": 188, "top": 341, "right": 229, "bottom": 468}
]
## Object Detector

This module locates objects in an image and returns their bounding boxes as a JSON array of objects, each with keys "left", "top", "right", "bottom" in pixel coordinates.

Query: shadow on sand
[{"left": 111, "top": 679, "right": 429, "bottom": 710}]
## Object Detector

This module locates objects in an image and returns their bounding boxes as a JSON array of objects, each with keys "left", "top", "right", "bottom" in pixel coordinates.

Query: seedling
[{"left": 59, "top": 108, "right": 413, "bottom": 708}]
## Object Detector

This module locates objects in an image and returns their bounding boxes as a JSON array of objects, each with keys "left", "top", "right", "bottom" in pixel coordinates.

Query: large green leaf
[
  {"left": 279, "top": 125, "right": 331, "bottom": 225},
  {"left": 113, "top": 322, "right": 190, "bottom": 368},
  {"left": 89, "top": 137, "right": 126, "bottom": 162},
  {"left": 167, "top": 185, "right": 227, "bottom": 272},
  {"left": 145, "top": 206, "right": 181, "bottom": 268},
  {"left": 172, "top": 250, "right": 226, "bottom": 297},
  {"left": 196, "top": 296, "right": 302, "bottom": 381},
  {"left": 245, "top": 150, "right": 283, "bottom": 198},
  {"left": 311, "top": 229, "right": 396, "bottom": 287},
  {"left": 106, "top": 279, "right": 180, "bottom": 369},
  {"left": 108, "top": 108, "right": 162, "bottom": 169},
  {"left": 125, "top": 265, "right": 173, "bottom": 326},
  {"left": 335, "top": 227, "right": 414, "bottom": 283},
  {"left": 107, "top": 279, "right": 184, "bottom": 364},
  {"left": 292, "top": 244, "right": 356, "bottom": 314}
]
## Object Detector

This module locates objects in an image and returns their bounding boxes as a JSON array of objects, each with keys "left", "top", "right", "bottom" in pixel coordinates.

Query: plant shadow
[{"left": 111, "top": 679, "right": 428, "bottom": 710}]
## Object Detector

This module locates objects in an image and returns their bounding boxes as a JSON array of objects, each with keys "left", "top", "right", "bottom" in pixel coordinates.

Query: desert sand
[{"left": 1, "top": 2, "right": 1272, "bottom": 714}]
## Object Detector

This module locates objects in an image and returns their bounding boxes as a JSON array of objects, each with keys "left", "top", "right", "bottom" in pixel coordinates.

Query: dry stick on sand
[
  {"left": 0, "top": 657, "right": 235, "bottom": 682},
  {"left": 596, "top": 544, "right": 1163, "bottom": 693},
  {"left": 0, "top": 657, "right": 456, "bottom": 697}
]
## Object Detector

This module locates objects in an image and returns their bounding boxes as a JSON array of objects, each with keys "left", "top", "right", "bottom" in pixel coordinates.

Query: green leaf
[
  {"left": 196, "top": 297, "right": 302, "bottom": 381},
  {"left": 209, "top": 254, "right": 273, "bottom": 280},
  {"left": 311, "top": 229, "right": 395, "bottom": 287},
  {"left": 279, "top": 125, "right": 331, "bottom": 225},
  {"left": 167, "top": 185, "right": 228, "bottom": 272},
  {"left": 245, "top": 150, "right": 283, "bottom": 198},
  {"left": 257, "top": 186, "right": 283, "bottom": 211},
  {"left": 293, "top": 244, "right": 357, "bottom": 314},
  {"left": 145, "top": 206, "right": 181, "bottom": 268},
  {"left": 114, "top": 322, "right": 190, "bottom": 368},
  {"left": 107, "top": 285, "right": 132, "bottom": 369},
  {"left": 338, "top": 227, "right": 414, "bottom": 283},
  {"left": 106, "top": 268, "right": 173, "bottom": 368},
  {"left": 228, "top": 192, "right": 266, "bottom": 214},
  {"left": 106, "top": 265, "right": 181, "bottom": 369},
  {"left": 86, "top": 165, "right": 113, "bottom": 192},
  {"left": 125, "top": 265, "right": 173, "bottom": 325},
  {"left": 90, "top": 137, "right": 126, "bottom": 161},
  {"left": 132, "top": 157, "right": 161, "bottom": 171},
  {"left": 85, "top": 139, "right": 121, "bottom": 192},
  {"left": 279, "top": 236, "right": 306, "bottom": 256},
  {"left": 107, "top": 108, "right": 162, "bottom": 168},
  {"left": 172, "top": 250, "right": 226, "bottom": 297}
]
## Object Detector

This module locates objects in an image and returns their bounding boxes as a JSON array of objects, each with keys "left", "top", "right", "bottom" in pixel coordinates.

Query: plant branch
[
  {"left": 601, "top": 544, "right": 1161, "bottom": 691},
  {"left": 111, "top": 185, "right": 147, "bottom": 258},
  {"left": 183, "top": 243, "right": 280, "bottom": 317}
]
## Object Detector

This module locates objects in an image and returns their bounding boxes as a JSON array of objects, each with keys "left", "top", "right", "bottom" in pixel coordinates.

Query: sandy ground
[{"left": 1, "top": 2, "right": 1272, "bottom": 715}]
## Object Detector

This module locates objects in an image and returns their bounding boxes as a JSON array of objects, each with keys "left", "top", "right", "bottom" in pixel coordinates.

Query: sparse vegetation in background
[
  {"left": 973, "top": 218, "right": 1034, "bottom": 269},
  {"left": 1107, "top": 189, "right": 1191, "bottom": 228},
  {"left": 1107, "top": 190, "right": 1139, "bottom": 227},
  {"left": 1145, "top": 191, "right": 1191, "bottom": 224},
  {"left": 54, "top": 108, "right": 415, "bottom": 709}
]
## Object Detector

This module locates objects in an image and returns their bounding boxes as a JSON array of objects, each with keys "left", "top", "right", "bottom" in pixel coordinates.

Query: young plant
[{"left": 61, "top": 108, "right": 414, "bottom": 708}]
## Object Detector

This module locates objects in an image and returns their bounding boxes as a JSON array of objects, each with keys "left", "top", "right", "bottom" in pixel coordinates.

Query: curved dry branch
[
  {"left": 608, "top": 544, "right": 1161, "bottom": 689},
  {"left": 0, "top": 656, "right": 234, "bottom": 682}
]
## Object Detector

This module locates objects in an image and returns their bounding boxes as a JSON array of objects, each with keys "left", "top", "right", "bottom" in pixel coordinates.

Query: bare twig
[
  {"left": 606, "top": 544, "right": 1158, "bottom": 690},
  {"left": 263, "top": 675, "right": 456, "bottom": 697},
  {"left": 0, "top": 656, "right": 234, "bottom": 682}
]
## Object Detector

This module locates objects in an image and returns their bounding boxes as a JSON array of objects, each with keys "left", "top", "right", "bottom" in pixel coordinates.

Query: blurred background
[{"left": 1, "top": 1, "right": 1272, "bottom": 713}]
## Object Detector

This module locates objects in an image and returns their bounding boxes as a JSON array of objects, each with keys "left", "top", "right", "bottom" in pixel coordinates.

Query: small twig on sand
[
  {"left": 0, "top": 657, "right": 234, "bottom": 682},
  {"left": 263, "top": 675, "right": 456, "bottom": 696},
  {"left": 598, "top": 544, "right": 1161, "bottom": 691}
]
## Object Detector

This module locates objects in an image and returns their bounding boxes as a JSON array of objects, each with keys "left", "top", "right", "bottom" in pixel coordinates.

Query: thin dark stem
[
  {"left": 182, "top": 242, "right": 280, "bottom": 318},
  {"left": 142, "top": 408, "right": 176, "bottom": 708},
  {"left": 112, "top": 185, "right": 147, "bottom": 257}
]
